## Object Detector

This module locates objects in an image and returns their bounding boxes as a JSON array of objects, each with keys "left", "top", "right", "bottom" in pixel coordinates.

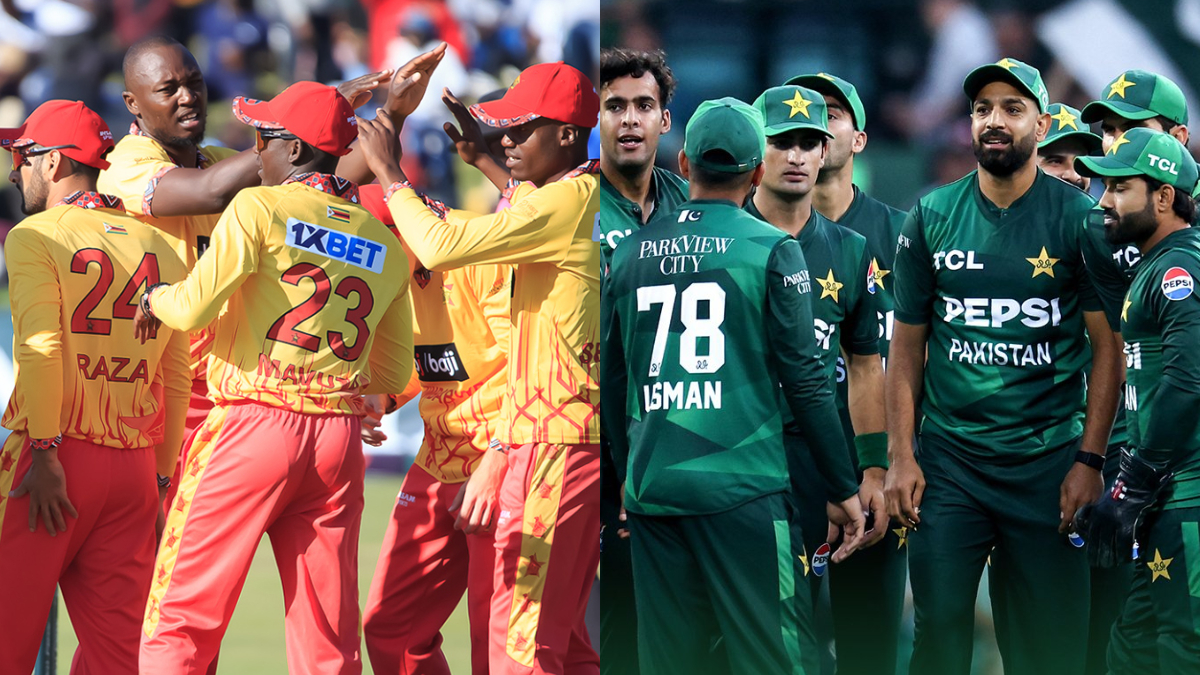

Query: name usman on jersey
[{"left": 285, "top": 217, "right": 386, "bottom": 273}]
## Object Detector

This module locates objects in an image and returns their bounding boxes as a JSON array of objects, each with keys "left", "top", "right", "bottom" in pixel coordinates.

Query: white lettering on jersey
[
  {"left": 285, "top": 218, "right": 387, "bottom": 273},
  {"left": 932, "top": 250, "right": 985, "bottom": 270},
  {"left": 1125, "top": 342, "right": 1142, "bottom": 371},
  {"left": 947, "top": 339, "right": 1054, "bottom": 366},
  {"left": 642, "top": 381, "right": 722, "bottom": 412},
  {"left": 942, "top": 297, "right": 1062, "bottom": 328}
]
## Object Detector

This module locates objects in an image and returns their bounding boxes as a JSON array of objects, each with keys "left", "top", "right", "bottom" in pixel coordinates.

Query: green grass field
[{"left": 54, "top": 472, "right": 472, "bottom": 673}]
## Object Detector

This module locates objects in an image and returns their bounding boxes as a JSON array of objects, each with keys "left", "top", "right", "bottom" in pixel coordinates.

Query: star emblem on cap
[
  {"left": 1107, "top": 135, "right": 1131, "bottom": 156},
  {"left": 996, "top": 58, "right": 1018, "bottom": 70},
  {"left": 1147, "top": 548, "right": 1173, "bottom": 582},
  {"left": 871, "top": 257, "right": 891, "bottom": 289},
  {"left": 1027, "top": 247, "right": 1059, "bottom": 278},
  {"left": 1051, "top": 107, "right": 1079, "bottom": 131},
  {"left": 818, "top": 269, "right": 843, "bottom": 302},
  {"left": 783, "top": 91, "right": 813, "bottom": 119},
  {"left": 1108, "top": 73, "right": 1136, "bottom": 99}
]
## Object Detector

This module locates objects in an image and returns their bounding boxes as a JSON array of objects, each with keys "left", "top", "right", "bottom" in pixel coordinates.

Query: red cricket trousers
[
  {"left": 139, "top": 402, "right": 365, "bottom": 675},
  {"left": 362, "top": 465, "right": 494, "bottom": 674},
  {"left": 490, "top": 442, "right": 601, "bottom": 675},
  {"left": 0, "top": 433, "right": 157, "bottom": 675},
  {"left": 163, "top": 378, "right": 214, "bottom": 515}
]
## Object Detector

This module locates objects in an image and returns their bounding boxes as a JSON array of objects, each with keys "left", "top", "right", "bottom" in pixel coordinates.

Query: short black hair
[
  {"left": 1144, "top": 175, "right": 1198, "bottom": 224},
  {"left": 600, "top": 48, "right": 677, "bottom": 106},
  {"left": 123, "top": 35, "right": 188, "bottom": 87}
]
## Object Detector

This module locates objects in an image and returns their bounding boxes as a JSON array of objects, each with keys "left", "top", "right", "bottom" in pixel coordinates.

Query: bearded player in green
[
  {"left": 1073, "top": 127, "right": 1200, "bottom": 674},
  {"left": 597, "top": 47, "right": 689, "bottom": 675},
  {"left": 885, "top": 58, "right": 1125, "bottom": 675},
  {"left": 602, "top": 97, "right": 865, "bottom": 675},
  {"left": 744, "top": 83, "right": 887, "bottom": 675},
  {"left": 784, "top": 72, "right": 909, "bottom": 675}
]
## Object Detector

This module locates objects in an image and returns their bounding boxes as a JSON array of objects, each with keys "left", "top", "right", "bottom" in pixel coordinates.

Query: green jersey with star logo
[
  {"left": 599, "top": 168, "right": 689, "bottom": 279},
  {"left": 601, "top": 199, "right": 859, "bottom": 516},
  {"left": 893, "top": 169, "right": 1124, "bottom": 459},
  {"left": 1121, "top": 227, "right": 1200, "bottom": 509}
]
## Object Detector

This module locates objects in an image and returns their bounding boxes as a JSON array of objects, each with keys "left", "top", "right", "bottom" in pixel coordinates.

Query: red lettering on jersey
[
  {"left": 128, "top": 359, "right": 150, "bottom": 384},
  {"left": 256, "top": 353, "right": 283, "bottom": 379},
  {"left": 76, "top": 355, "right": 149, "bottom": 383},
  {"left": 281, "top": 364, "right": 297, "bottom": 383},
  {"left": 109, "top": 357, "right": 131, "bottom": 382},
  {"left": 77, "top": 354, "right": 90, "bottom": 374},
  {"left": 91, "top": 357, "right": 110, "bottom": 380}
]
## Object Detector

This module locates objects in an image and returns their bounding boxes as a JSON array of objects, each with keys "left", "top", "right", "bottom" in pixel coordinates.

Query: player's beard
[
  {"left": 161, "top": 126, "right": 204, "bottom": 150},
  {"left": 816, "top": 139, "right": 851, "bottom": 183},
  {"left": 1104, "top": 201, "right": 1158, "bottom": 246},
  {"left": 973, "top": 129, "right": 1036, "bottom": 178},
  {"left": 19, "top": 165, "right": 48, "bottom": 215}
]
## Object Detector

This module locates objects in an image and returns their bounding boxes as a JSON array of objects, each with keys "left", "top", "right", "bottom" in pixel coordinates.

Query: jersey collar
[
  {"left": 56, "top": 191, "right": 124, "bottom": 210},
  {"left": 129, "top": 123, "right": 210, "bottom": 169},
  {"left": 282, "top": 172, "right": 361, "bottom": 204}
]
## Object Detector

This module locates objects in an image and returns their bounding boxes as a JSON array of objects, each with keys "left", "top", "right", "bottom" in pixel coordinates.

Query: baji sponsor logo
[{"left": 414, "top": 343, "right": 470, "bottom": 382}]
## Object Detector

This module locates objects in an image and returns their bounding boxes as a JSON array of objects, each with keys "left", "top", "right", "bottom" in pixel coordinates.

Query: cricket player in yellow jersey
[
  {"left": 132, "top": 82, "right": 413, "bottom": 675},
  {"left": 357, "top": 184, "right": 511, "bottom": 675},
  {"left": 359, "top": 59, "right": 601, "bottom": 675},
  {"left": 0, "top": 100, "right": 190, "bottom": 675}
]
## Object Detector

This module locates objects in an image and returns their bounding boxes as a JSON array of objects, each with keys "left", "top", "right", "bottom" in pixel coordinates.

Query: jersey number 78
[{"left": 636, "top": 282, "right": 726, "bottom": 376}]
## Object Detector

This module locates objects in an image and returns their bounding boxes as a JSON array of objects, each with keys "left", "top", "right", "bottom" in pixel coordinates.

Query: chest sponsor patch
[
  {"left": 285, "top": 218, "right": 386, "bottom": 273},
  {"left": 1161, "top": 266, "right": 1194, "bottom": 301},
  {"left": 414, "top": 342, "right": 470, "bottom": 382},
  {"left": 866, "top": 259, "right": 877, "bottom": 295},
  {"left": 811, "top": 542, "right": 831, "bottom": 577}
]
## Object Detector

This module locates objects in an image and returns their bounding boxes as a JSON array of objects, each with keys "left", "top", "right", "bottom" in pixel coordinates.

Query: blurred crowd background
[{"left": 603, "top": 0, "right": 1200, "bottom": 210}]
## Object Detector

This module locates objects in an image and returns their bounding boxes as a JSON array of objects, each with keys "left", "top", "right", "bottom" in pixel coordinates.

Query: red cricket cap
[
  {"left": 232, "top": 81, "right": 358, "bottom": 156},
  {"left": 471, "top": 62, "right": 599, "bottom": 129},
  {"left": 0, "top": 100, "right": 115, "bottom": 170}
]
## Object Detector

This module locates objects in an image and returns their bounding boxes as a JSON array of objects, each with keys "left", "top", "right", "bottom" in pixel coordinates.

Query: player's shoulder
[
  {"left": 918, "top": 171, "right": 977, "bottom": 209},
  {"left": 105, "top": 132, "right": 171, "bottom": 165},
  {"left": 199, "top": 144, "right": 239, "bottom": 164},
  {"left": 1039, "top": 170, "right": 1095, "bottom": 210},
  {"left": 652, "top": 166, "right": 689, "bottom": 201}
]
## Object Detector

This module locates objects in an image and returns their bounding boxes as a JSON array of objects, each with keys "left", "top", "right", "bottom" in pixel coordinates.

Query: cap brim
[
  {"left": 0, "top": 124, "right": 29, "bottom": 149},
  {"left": 763, "top": 121, "right": 835, "bottom": 139},
  {"left": 470, "top": 100, "right": 541, "bottom": 128},
  {"left": 232, "top": 97, "right": 285, "bottom": 130},
  {"left": 964, "top": 66, "right": 1041, "bottom": 110},
  {"left": 1080, "top": 99, "right": 1158, "bottom": 124},
  {"left": 1039, "top": 130, "right": 1103, "bottom": 155},
  {"left": 1075, "top": 155, "right": 1141, "bottom": 179}
]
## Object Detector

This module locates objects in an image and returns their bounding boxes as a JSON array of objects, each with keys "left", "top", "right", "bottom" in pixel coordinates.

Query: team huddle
[
  {"left": 598, "top": 48, "right": 1200, "bottom": 675},
  {"left": 0, "top": 36, "right": 600, "bottom": 675}
]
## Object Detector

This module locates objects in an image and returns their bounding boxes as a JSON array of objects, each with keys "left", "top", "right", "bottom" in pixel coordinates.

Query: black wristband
[
  {"left": 157, "top": 473, "right": 171, "bottom": 489},
  {"left": 140, "top": 282, "right": 169, "bottom": 319},
  {"left": 1075, "top": 450, "right": 1105, "bottom": 472}
]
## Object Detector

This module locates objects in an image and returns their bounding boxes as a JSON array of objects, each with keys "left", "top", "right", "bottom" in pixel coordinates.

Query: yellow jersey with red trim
[
  {"left": 147, "top": 174, "right": 413, "bottom": 416},
  {"left": 385, "top": 163, "right": 600, "bottom": 446},
  {"left": 360, "top": 183, "right": 511, "bottom": 483},
  {"left": 1, "top": 192, "right": 191, "bottom": 474},
  {"left": 97, "top": 126, "right": 240, "bottom": 382}
]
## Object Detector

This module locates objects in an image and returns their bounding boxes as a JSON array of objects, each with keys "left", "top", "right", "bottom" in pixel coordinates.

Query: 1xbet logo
[{"left": 285, "top": 218, "right": 387, "bottom": 273}]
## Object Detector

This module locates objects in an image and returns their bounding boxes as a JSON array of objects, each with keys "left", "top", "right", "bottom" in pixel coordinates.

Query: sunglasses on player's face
[
  {"left": 11, "top": 144, "right": 78, "bottom": 171},
  {"left": 256, "top": 129, "right": 298, "bottom": 152}
]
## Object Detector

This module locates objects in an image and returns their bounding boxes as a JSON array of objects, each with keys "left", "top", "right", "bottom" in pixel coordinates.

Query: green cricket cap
[
  {"left": 684, "top": 97, "right": 765, "bottom": 174},
  {"left": 1039, "top": 103, "right": 1102, "bottom": 154},
  {"left": 1080, "top": 70, "right": 1188, "bottom": 126},
  {"left": 963, "top": 57, "right": 1049, "bottom": 112},
  {"left": 752, "top": 85, "right": 834, "bottom": 139},
  {"left": 1075, "top": 127, "right": 1198, "bottom": 193},
  {"left": 784, "top": 72, "right": 866, "bottom": 130}
]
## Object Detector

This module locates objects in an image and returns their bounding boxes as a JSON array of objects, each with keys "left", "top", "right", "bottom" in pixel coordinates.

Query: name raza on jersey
[{"left": 76, "top": 354, "right": 150, "bottom": 383}]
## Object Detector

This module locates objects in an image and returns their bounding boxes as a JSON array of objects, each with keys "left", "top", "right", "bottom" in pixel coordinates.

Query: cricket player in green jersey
[
  {"left": 744, "top": 83, "right": 888, "bottom": 675},
  {"left": 601, "top": 97, "right": 866, "bottom": 675},
  {"left": 598, "top": 47, "right": 689, "bottom": 675},
  {"left": 1039, "top": 103, "right": 1103, "bottom": 192},
  {"left": 1072, "top": 127, "right": 1200, "bottom": 674},
  {"left": 885, "top": 57, "right": 1125, "bottom": 675},
  {"left": 786, "top": 71, "right": 909, "bottom": 675}
]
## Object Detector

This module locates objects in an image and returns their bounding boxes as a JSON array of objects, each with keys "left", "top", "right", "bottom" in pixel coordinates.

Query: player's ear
[
  {"left": 661, "top": 108, "right": 672, "bottom": 135},
  {"left": 123, "top": 90, "right": 139, "bottom": 118},
  {"left": 288, "top": 139, "right": 304, "bottom": 164},
  {"left": 853, "top": 130, "right": 867, "bottom": 154},
  {"left": 1035, "top": 111, "right": 1051, "bottom": 143},
  {"left": 46, "top": 150, "right": 71, "bottom": 182},
  {"left": 1172, "top": 125, "right": 1190, "bottom": 147},
  {"left": 750, "top": 163, "right": 765, "bottom": 187},
  {"left": 677, "top": 150, "right": 690, "bottom": 179},
  {"left": 559, "top": 124, "right": 579, "bottom": 147}
]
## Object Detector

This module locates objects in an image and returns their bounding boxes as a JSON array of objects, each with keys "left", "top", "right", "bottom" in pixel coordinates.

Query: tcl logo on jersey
[
  {"left": 943, "top": 297, "right": 1062, "bottom": 327},
  {"left": 285, "top": 218, "right": 386, "bottom": 273},
  {"left": 414, "top": 343, "right": 470, "bottom": 382},
  {"left": 1147, "top": 153, "right": 1181, "bottom": 176},
  {"left": 1161, "top": 267, "right": 1194, "bottom": 301},
  {"left": 932, "top": 250, "right": 984, "bottom": 270}
]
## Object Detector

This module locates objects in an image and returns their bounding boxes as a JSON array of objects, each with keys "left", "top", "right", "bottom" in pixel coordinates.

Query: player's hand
[
  {"left": 1074, "top": 448, "right": 1172, "bottom": 568},
  {"left": 884, "top": 451, "right": 924, "bottom": 529},
  {"left": 337, "top": 69, "right": 394, "bottom": 110},
  {"left": 156, "top": 482, "right": 169, "bottom": 545},
  {"left": 449, "top": 449, "right": 509, "bottom": 534},
  {"left": 1059, "top": 458, "right": 1103, "bottom": 533},
  {"left": 132, "top": 303, "right": 161, "bottom": 344},
  {"left": 859, "top": 467, "right": 889, "bottom": 548},
  {"left": 10, "top": 449, "right": 77, "bottom": 536},
  {"left": 360, "top": 394, "right": 388, "bottom": 447},
  {"left": 618, "top": 482, "right": 630, "bottom": 539},
  {"left": 442, "top": 88, "right": 490, "bottom": 167},
  {"left": 356, "top": 113, "right": 404, "bottom": 187},
  {"left": 826, "top": 495, "right": 866, "bottom": 563},
  {"left": 382, "top": 42, "right": 447, "bottom": 121}
]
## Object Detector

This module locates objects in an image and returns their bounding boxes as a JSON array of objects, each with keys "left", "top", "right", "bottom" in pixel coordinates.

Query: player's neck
[
  {"left": 1138, "top": 217, "right": 1190, "bottom": 256},
  {"left": 813, "top": 165, "right": 854, "bottom": 221},
  {"left": 46, "top": 177, "right": 96, "bottom": 206},
  {"left": 754, "top": 188, "right": 813, "bottom": 237},
  {"left": 977, "top": 160, "right": 1037, "bottom": 209},
  {"left": 538, "top": 147, "right": 590, "bottom": 187},
  {"left": 601, "top": 155, "right": 655, "bottom": 215}
]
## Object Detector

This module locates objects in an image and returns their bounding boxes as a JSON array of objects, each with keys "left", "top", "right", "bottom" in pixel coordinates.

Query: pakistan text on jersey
[
  {"left": 947, "top": 338, "right": 1054, "bottom": 366},
  {"left": 257, "top": 353, "right": 355, "bottom": 388},
  {"left": 76, "top": 354, "right": 150, "bottom": 383},
  {"left": 642, "top": 381, "right": 722, "bottom": 412},
  {"left": 637, "top": 233, "right": 735, "bottom": 276}
]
